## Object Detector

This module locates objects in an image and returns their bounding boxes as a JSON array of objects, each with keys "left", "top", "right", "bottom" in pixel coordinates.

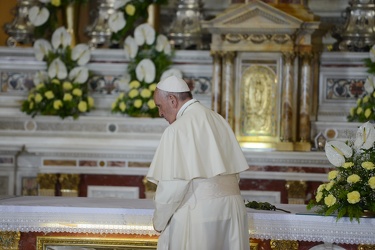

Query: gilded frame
[{"left": 37, "top": 236, "right": 158, "bottom": 250}]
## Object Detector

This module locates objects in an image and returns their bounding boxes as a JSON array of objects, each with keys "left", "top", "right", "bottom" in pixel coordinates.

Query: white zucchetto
[{"left": 156, "top": 75, "right": 190, "bottom": 92}]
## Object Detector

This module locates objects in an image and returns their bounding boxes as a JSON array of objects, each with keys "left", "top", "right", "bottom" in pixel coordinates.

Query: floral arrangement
[
  {"left": 21, "top": 27, "right": 94, "bottom": 119},
  {"left": 348, "top": 44, "right": 375, "bottom": 122},
  {"left": 28, "top": 0, "right": 87, "bottom": 39},
  {"left": 307, "top": 122, "right": 375, "bottom": 222},
  {"left": 108, "top": 0, "right": 168, "bottom": 43},
  {"left": 111, "top": 22, "right": 182, "bottom": 117}
]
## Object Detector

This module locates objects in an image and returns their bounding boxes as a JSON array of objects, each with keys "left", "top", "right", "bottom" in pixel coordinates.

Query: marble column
[
  {"left": 298, "top": 52, "right": 312, "bottom": 143},
  {"left": 211, "top": 51, "right": 222, "bottom": 114},
  {"left": 280, "top": 52, "right": 295, "bottom": 143},
  {"left": 221, "top": 51, "right": 236, "bottom": 128}
]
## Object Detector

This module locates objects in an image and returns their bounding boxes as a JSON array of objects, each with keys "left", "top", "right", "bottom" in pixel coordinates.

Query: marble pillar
[
  {"left": 211, "top": 51, "right": 222, "bottom": 114},
  {"left": 298, "top": 52, "right": 312, "bottom": 144},
  {"left": 277, "top": 52, "right": 295, "bottom": 151},
  {"left": 221, "top": 51, "right": 236, "bottom": 127}
]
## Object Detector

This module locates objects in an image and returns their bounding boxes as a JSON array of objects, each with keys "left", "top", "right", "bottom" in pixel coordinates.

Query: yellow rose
[
  {"left": 342, "top": 162, "right": 354, "bottom": 168},
  {"left": 53, "top": 100, "right": 63, "bottom": 110},
  {"left": 325, "top": 181, "right": 334, "bottom": 191},
  {"left": 328, "top": 170, "right": 338, "bottom": 180},
  {"left": 119, "top": 102, "right": 126, "bottom": 112},
  {"left": 350, "top": 107, "right": 355, "bottom": 116},
  {"left": 35, "top": 93, "right": 43, "bottom": 103},
  {"left": 373, "top": 92, "right": 375, "bottom": 98},
  {"left": 128, "top": 89, "right": 139, "bottom": 98},
  {"left": 317, "top": 184, "right": 326, "bottom": 192},
  {"left": 368, "top": 177, "right": 375, "bottom": 189},
  {"left": 324, "top": 194, "right": 336, "bottom": 207},
  {"left": 363, "top": 96, "right": 369, "bottom": 103},
  {"left": 88, "top": 97, "right": 94, "bottom": 108},
  {"left": 118, "top": 92, "right": 125, "bottom": 99},
  {"left": 315, "top": 192, "right": 323, "bottom": 202},
  {"left": 51, "top": 78, "right": 60, "bottom": 85},
  {"left": 72, "top": 88, "right": 82, "bottom": 97},
  {"left": 129, "top": 80, "right": 140, "bottom": 89},
  {"left": 111, "top": 102, "right": 117, "bottom": 110},
  {"left": 149, "top": 83, "right": 157, "bottom": 91},
  {"left": 357, "top": 107, "right": 363, "bottom": 115},
  {"left": 63, "top": 93, "right": 72, "bottom": 101},
  {"left": 357, "top": 98, "right": 362, "bottom": 105},
  {"left": 78, "top": 101, "right": 87, "bottom": 112},
  {"left": 347, "top": 174, "right": 360, "bottom": 183},
  {"left": 347, "top": 191, "right": 360, "bottom": 204},
  {"left": 147, "top": 99, "right": 156, "bottom": 109},
  {"left": 44, "top": 91, "right": 54, "bottom": 99},
  {"left": 28, "top": 94, "right": 34, "bottom": 102},
  {"left": 63, "top": 81, "right": 73, "bottom": 91},
  {"left": 29, "top": 102, "right": 34, "bottom": 110},
  {"left": 362, "top": 161, "right": 375, "bottom": 170},
  {"left": 125, "top": 4, "right": 136, "bottom": 16},
  {"left": 141, "top": 89, "right": 152, "bottom": 98},
  {"left": 36, "top": 83, "right": 45, "bottom": 90},
  {"left": 134, "top": 99, "right": 143, "bottom": 108},
  {"left": 51, "top": 0, "right": 61, "bottom": 7},
  {"left": 365, "top": 108, "right": 372, "bottom": 118}
]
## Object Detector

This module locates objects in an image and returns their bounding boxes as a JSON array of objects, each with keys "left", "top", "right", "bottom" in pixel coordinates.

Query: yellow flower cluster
[
  {"left": 112, "top": 80, "right": 157, "bottom": 116},
  {"left": 22, "top": 78, "right": 94, "bottom": 119}
]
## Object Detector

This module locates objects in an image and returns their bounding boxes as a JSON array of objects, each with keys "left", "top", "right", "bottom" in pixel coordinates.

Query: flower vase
[{"left": 62, "top": 3, "right": 79, "bottom": 46}]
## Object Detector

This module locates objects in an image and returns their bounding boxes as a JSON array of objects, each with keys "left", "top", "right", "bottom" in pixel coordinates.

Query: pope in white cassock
[{"left": 147, "top": 75, "right": 250, "bottom": 250}]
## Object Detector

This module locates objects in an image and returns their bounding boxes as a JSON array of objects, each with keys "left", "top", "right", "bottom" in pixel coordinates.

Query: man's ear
[{"left": 168, "top": 94, "right": 178, "bottom": 108}]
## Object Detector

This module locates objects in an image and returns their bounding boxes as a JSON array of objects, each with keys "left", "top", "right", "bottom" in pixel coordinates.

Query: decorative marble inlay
[
  {"left": 1, "top": 71, "right": 35, "bottom": 92},
  {"left": 326, "top": 77, "right": 366, "bottom": 100}
]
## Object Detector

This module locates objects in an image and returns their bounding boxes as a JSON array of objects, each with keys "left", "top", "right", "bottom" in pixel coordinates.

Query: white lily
[
  {"left": 136, "top": 59, "right": 155, "bottom": 83},
  {"left": 156, "top": 34, "right": 171, "bottom": 55},
  {"left": 114, "top": 0, "right": 131, "bottom": 9},
  {"left": 123, "top": 36, "right": 138, "bottom": 59},
  {"left": 52, "top": 27, "right": 72, "bottom": 49},
  {"left": 28, "top": 6, "right": 50, "bottom": 27},
  {"left": 354, "top": 121, "right": 375, "bottom": 149},
  {"left": 69, "top": 67, "right": 89, "bottom": 83},
  {"left": 370, "top": 44, "right": 375, "bottom": 63},
  {"left": 33, "top": 39, "right": 52, "bottom": 61},
  {"left": 33, "top": 71, "right": 49, "bottom": 86},
  {"left": 71, "top": 44, "right": 91, "bottom": 66},
  {"left": 325, "top": 141, "right": 353, "bottom": 167},
  {"left": 365, "top": 76, "right": 375, "bottom": 94},
  {"left": 108, "top": 12, "right": 126, "bottom": 32},
  {"left": 134, "top": 23, "right": 155, "bottom": 46},
  {"left": 160, "top": 68, "right": 183, "bottom": 80},
  {"left": 48, "top": 58, "right": 68, "bottom": 79}
]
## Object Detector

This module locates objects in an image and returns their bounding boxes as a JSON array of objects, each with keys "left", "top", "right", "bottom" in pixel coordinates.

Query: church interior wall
[{"left": 0, "top": 0, "right": 368, "bottom": 208}]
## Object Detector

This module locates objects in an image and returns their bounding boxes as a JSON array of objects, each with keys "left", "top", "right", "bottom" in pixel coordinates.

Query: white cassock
[{"left": 147, "top": 99, "right": 250, "bottom": 250}]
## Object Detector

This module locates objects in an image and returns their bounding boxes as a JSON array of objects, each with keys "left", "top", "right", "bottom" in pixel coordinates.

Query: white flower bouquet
[
  {"left": 307, "top": 122, "right": 375, "bottom": 222},
  {"left": 111, "top": 23, "right": 182, "bottom": 117},
  {"left": 108, "top": 0, "right": 168, "bottom": 43},
  {"left": 21, "top": 27, "right": 94, "bottom": 119}
]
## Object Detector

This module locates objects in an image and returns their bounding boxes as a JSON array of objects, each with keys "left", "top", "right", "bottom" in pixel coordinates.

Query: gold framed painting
[{"left": 37, "top": 236, "right": 158, "bottom": 250}]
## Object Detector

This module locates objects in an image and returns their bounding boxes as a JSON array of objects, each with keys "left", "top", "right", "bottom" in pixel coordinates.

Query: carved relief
[
  {"left": 270, "top": 240, "right": 298, "bottom": 250},
  {"left": 0, "top": 231, "right": 20, "bottom": 250},
  {"left": 241, "top": 65, "right": 277, "bottom": 136}
]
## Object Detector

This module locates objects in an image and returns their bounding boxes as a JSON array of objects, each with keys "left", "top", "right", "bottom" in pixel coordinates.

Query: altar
[{"left": 0, "top": 196, "right": 374, "bottom": 250}]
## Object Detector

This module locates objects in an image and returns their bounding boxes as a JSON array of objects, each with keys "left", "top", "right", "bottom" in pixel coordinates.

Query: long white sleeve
[{"left": 152, "top": 180, "right": 190, "bottom": 232}]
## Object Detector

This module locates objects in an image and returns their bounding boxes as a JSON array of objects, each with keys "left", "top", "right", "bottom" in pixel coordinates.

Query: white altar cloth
[{"left": 0, "top": 196, "right": 375, "bottom": 245}]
